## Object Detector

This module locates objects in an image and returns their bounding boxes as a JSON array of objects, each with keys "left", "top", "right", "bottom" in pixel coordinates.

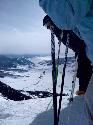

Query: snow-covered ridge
[{"left": 0, "top": 54, "right": 75, "bottom": 78}]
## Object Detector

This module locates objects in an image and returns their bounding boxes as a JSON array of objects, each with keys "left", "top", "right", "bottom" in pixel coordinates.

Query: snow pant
[
  {"left": 79, "top": 75, "right": 91, "bottom": 92},
  {"left": 77, "top": 55, "right": 92, "bottom": 92},
  {"left": 85, "top": 73, "right": 93, "bottom": 125}
]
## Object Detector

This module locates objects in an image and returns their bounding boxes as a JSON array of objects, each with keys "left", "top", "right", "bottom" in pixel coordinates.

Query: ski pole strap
[
  {"left": 57, "top": 33, "right": 69, "bottom": 123},
  {"left": 51, "top": 29, "right": 58, "bottom": 125}
]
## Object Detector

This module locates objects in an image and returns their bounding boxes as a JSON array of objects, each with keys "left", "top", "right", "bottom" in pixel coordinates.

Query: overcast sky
[{"left": 0, "top": 0, "right": 73, "bottom": 55}]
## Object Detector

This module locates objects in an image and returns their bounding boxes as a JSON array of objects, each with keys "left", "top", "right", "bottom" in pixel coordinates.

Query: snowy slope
[
  {"left": 0, "top": 55, "right": 87, "bottom": 125},
  {"left": 30, "top": 96, "right": 88, "bottom": 125}
]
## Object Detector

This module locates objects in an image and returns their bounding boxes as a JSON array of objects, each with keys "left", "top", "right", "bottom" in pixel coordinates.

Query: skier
[
  {"left": 43, "top": 15, "right": 92, "bottom": 95},
  {"left": 39, "top": 0, "right": 93, "bottom": 124}
]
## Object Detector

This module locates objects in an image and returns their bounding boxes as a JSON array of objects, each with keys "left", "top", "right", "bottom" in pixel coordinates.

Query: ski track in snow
[{"left": 0, "top": 55, "right": 87, "bottom": 125}]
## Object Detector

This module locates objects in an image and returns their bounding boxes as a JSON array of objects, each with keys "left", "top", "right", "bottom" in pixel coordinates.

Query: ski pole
[
  {"left": 51, "top": 28, "right": 58, "bottom": 125},
  {"left": 57, "top": 33, "right": 69, "bottom": 124}
]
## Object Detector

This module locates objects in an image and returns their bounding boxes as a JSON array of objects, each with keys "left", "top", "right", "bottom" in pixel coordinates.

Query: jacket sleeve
[{"left": 39, "top": 0, "right": 92, "bottom": 30}]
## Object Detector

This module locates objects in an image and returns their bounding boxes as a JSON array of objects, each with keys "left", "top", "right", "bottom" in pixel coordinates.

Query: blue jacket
[{"left": 39, "top": 0, "right": 93, "bottom": 62}]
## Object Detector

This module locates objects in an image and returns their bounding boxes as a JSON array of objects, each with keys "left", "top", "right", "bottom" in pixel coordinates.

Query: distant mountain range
[
  {"left": 0, "top": 55, "right": 35, "bottom": 70},
  {"left": 0, "top": 55, "right": 75, "bottom": 78},
  {"left": 39, "top": 56, "right": 75, "bottom": 66}
]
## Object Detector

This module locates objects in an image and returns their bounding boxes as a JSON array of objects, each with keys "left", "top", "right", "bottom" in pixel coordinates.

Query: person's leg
[
  {"left": 79, "top": 77, "right": 89, "bottom": 92},
  {"left": 76, "top": 54, "right": 92, "bottom": 95},
  {"left": 76, "top": 70, "right": 92, "bottom": 95}
]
